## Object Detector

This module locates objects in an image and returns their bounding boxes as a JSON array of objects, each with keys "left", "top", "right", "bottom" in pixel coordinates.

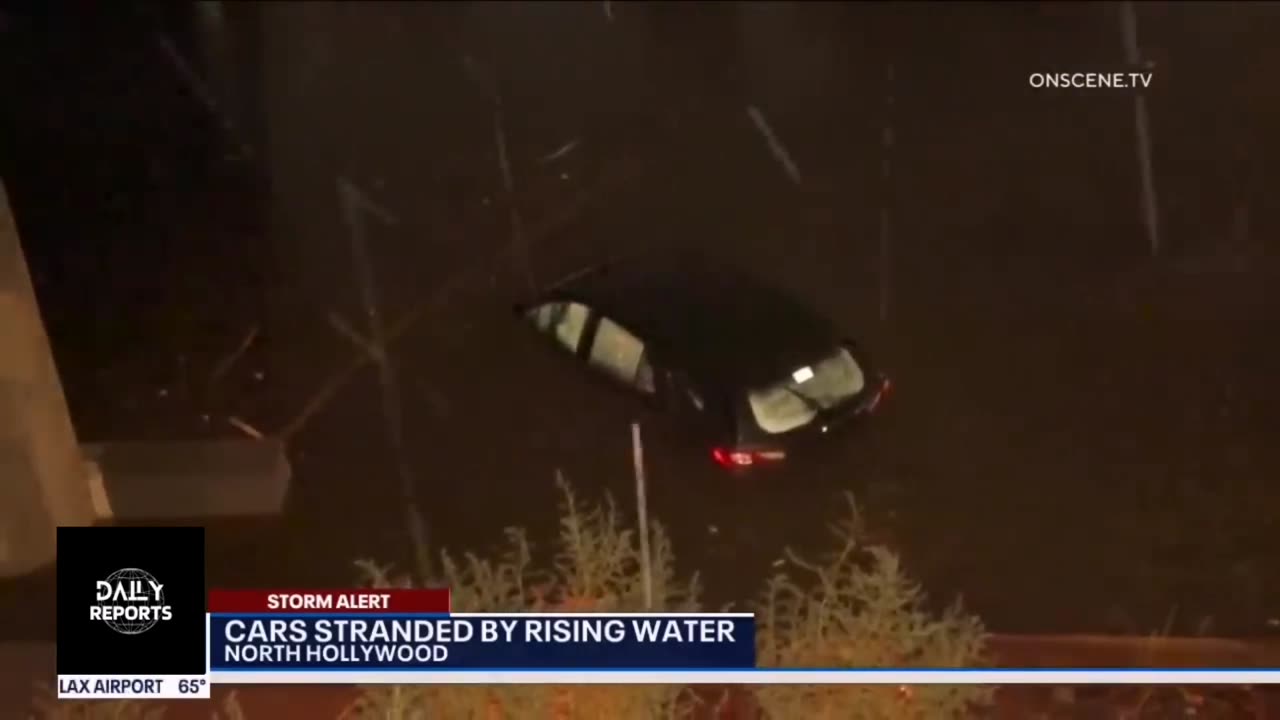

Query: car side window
[
  {"left": 527, "top": 301, "right": 590, "bottom": 354},
  {"left": 588, "top": 316, "right": 655, "bottom": 395}
]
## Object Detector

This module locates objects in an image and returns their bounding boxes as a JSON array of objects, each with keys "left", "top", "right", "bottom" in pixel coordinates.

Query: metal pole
[
  {"left": 1120, "top": 1, "right": 1161, "bottom": 257},
  {"left": 630, "top": 422, "right": 653, "bottom": 610}
]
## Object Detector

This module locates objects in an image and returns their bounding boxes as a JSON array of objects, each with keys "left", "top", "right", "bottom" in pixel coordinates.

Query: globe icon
[{"left": 101, "top": 568, "right": 165, "bottom": 635}]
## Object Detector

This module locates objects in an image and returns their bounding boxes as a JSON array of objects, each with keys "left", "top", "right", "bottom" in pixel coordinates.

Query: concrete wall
[{"left": 0, "top": 183, "right": 95, "bottom": 577}]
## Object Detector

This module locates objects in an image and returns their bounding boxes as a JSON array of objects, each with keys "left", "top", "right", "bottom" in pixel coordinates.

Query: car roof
[{"left": 542, "top": 252, "right": 841, "bottom": 389}]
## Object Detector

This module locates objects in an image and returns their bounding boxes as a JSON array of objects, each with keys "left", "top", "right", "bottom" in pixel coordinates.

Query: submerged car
[{"left": 515, "top": 254, "right": 890, "bottom": 471}]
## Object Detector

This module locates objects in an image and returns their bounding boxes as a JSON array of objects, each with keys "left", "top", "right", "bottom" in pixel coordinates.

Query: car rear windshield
[{"left": 746, "top": 347, "right": 866, "bottom": 434}]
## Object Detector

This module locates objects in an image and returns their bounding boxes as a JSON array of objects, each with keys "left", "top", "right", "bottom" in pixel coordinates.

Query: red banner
[{"left": 208, "top": 589, "right": 450, "bottom": 613}]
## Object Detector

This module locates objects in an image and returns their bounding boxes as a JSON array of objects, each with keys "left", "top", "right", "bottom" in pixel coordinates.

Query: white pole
[
  {"left": 631, "top": 422, "right": 653, "bottom": 610},
  {"left": 1120, "top": 1, "right": 1161, "bottom": 257}
]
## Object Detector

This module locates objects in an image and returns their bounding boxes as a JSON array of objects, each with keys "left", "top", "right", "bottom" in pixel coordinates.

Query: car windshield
[{"left": 747, "top": 347, "right": 866, "bottom": 434}]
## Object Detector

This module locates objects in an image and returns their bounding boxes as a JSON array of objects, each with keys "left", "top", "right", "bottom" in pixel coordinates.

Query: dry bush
[
  {"left": 753, "top": 493, "right": 992, "bottom": 719},
  {"left": 340, "top": 475, "right": 702, "bottom": 720}
]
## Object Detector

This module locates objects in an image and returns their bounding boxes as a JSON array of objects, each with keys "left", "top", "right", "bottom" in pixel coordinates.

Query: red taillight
[
  {"left": 717, "top": 448, "right": 753, "bottom": 467},
  {"left": 712, "top": 447, "right": 785, "bottom": 469}
]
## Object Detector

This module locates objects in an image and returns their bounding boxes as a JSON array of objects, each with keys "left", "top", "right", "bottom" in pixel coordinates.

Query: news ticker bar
[
  {"left": 211, "top": 669, "right": 1280, "bottom": 685},
  {"left": 59, "top": 669, "right": 1280, "bottom": 699}
]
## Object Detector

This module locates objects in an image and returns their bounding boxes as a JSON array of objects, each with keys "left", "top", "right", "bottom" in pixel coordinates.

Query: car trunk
[{"left": 721, "top": 344, "right": 887, "bottom": 467}]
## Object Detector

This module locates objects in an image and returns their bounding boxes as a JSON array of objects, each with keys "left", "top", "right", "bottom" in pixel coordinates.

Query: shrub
[
  {"left": 340, "top": 475, "right": 702, "bottom": 720},
  {"left": 343, "top": 481, "right": 989, "bottom": 719},
  {"left": 754, "top": 494, "right": 991, "bottom": 719}
]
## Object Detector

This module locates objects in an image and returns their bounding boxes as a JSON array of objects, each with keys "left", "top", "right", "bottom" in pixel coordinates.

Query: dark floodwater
[{"left": 3, "top": 2, "right": 1279, "bottom": 641}]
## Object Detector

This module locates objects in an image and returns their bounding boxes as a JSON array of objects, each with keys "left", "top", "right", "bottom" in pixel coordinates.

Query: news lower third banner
[
  {"left": 51, "top": 530, "right": 1280, "bottom": 692},
  {"left": 208, "top": 589, "right": 756, "bottom": 680},
  {"left": 203, "top": 593, "right": 1280, "bottom": 686}
]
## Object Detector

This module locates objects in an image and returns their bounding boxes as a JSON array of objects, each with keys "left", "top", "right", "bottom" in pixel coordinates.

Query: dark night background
[{"left": 2, "top": 1, "right": 1278, "bottom": 643}]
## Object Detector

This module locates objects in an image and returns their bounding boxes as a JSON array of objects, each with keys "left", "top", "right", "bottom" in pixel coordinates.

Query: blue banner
[{"left": 209, "top": 613, "right": 756, "bottom": 670}]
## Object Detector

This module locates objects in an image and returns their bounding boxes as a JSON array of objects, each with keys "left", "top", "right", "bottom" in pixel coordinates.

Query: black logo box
[{"left": 56, "top": 527, "right": 206, "bottom": 675}]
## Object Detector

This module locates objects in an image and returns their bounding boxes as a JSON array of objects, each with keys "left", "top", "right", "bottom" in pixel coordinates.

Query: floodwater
[{"left": 3, "top": 2, "right": 1279, "bottom": 642}]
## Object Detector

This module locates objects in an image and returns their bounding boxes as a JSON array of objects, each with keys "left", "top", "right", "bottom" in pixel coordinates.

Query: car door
[
  {"left": 660, "top": 366, "right": 721, "bottom": 445},
  {"left": 518, "top": 299, "right": 620, "bottom": 465},
  {"left": 585, "top": 315, "right": 735, "bottom": 476},
  {"left": 643, "top": 366, "right": 730, "bottom": 482},
  {"left": 581, "top": 313, "right": 660, "bottom": 406},
  {"left": 520, "top": 302, "right": 661, "bottom": 479},
  {"left": 556, "top": 311, "right": 674, "bottom": 490}
]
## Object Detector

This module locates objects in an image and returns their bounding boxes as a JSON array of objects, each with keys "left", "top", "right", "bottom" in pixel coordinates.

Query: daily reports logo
[{"left": 90, "top": 568, "right": 173, "bottom": 635}]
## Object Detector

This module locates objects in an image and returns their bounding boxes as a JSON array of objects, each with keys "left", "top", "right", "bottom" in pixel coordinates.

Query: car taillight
[{"left": 712, "top": 447, "right": 786, "bottom": 469}]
